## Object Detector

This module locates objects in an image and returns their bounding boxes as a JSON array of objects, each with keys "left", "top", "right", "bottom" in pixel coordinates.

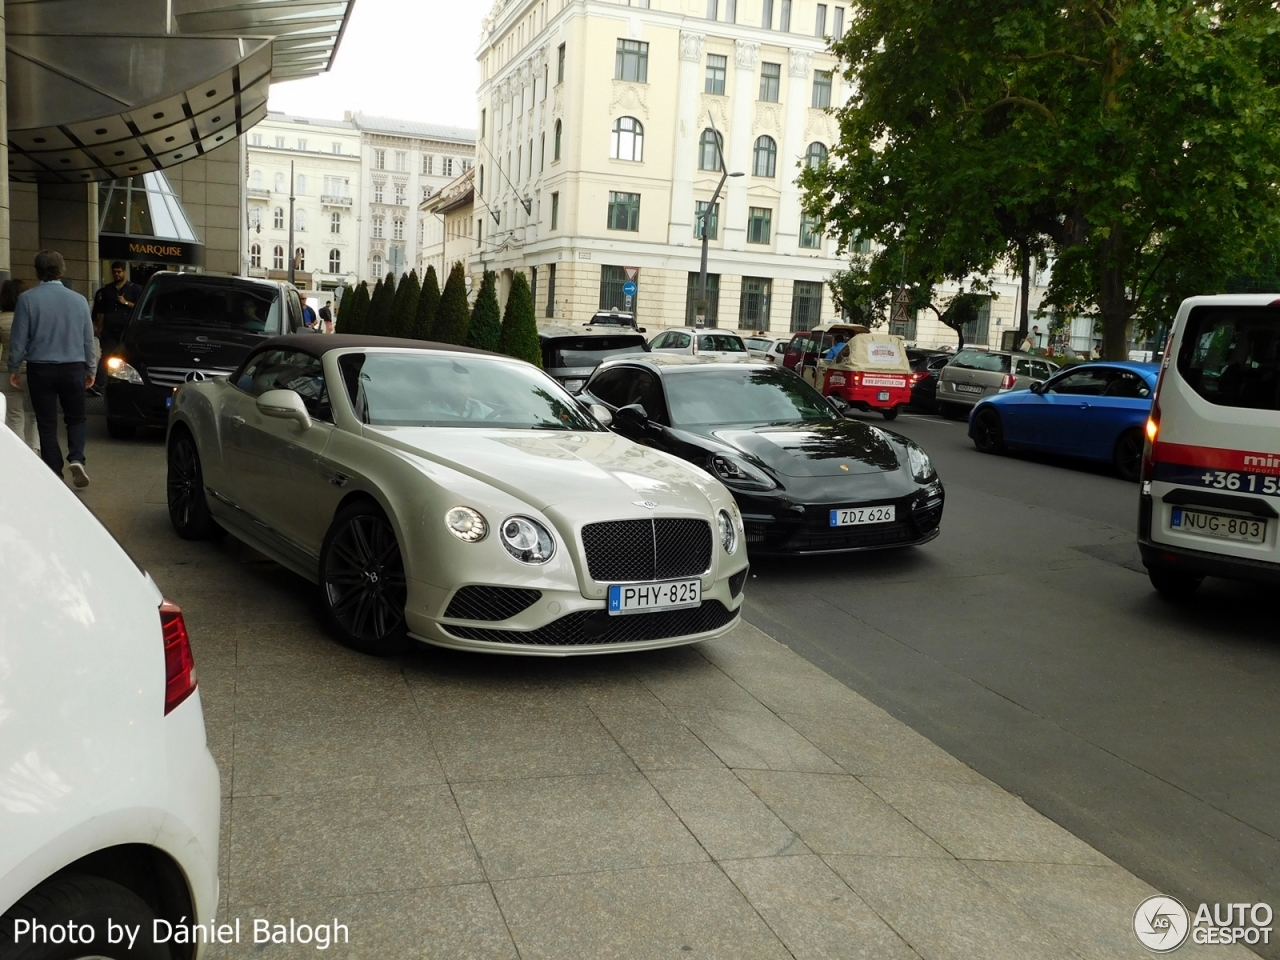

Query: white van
[
  {"left": 1139, "top": 294, "right": 1280, "bottom": 595},
  {"left": 0, "top": 401, "right": 221, "bottom": 958}
]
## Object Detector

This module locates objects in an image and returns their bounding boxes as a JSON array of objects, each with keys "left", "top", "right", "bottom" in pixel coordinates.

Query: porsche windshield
[
  {"left": 338, "top": 352, "right": 601, "bottom": 430},
  {"left": 665, "top": 367, "right": 838, "bottom": 425}
]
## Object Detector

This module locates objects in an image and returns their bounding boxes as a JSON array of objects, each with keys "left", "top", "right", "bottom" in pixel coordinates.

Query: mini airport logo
[{"left": 1133, "top": 896, "right": 1190, "bottom": 953}]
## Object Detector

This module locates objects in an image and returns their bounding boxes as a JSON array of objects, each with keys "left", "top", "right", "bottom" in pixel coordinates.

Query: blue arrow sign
[{"left": 622, "top": 280, "right": 638, "bottom": 297}]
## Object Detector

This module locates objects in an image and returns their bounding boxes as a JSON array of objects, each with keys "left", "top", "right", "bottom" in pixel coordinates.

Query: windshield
[
  {"left": 665, "top": 367, "right": 838, "bottom": 425},
  {"left": 698, "top": 334, "right": 747, "bottom": 353},
  {"left": 135, "top": 280, "right": 282, "bottom": 334},
  {"left": 547, "top": 337, "right": 647, "bottom": 368},
  {"left": 951, "top": 349, "right": 1010, "bottom": 373},
  {"left": 337, "top": 352, "right": 601, "bottom": 430}
]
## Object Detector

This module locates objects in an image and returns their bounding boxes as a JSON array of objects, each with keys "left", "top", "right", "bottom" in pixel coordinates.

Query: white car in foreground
[
  {"left": 166, "top": 335, "right": 749, "bottom": 657},
  {"left": 0, "top": 398, "right": 221, "bottom": 960}
]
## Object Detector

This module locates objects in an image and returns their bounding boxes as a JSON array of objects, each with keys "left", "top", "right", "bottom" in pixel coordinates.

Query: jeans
[{"left": 26, "top": 361, "right": 87, "bottom": 474}]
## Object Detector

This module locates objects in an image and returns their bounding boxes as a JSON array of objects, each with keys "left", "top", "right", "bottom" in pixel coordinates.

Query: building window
[
  {"left": 753, "top": 136, "right": 778, "bottom": 177},
  {"left": 252, "top": 133, "right": 263, "bottom": 146},
  {"left": 273, "top": 207, "right": 284, "bottom": 229},
  {"left": 791, "top": 280, "right": 824, "bottom": 330},
  {"left": 540, "top": 133, "right": 546, "bottom": 171},
  {"left": 762, "top": 0, "right": 774, "bottom": 28},
  {"left": 615, "top": 39, "right": 649, "bottom": 83},
  {"left": 694, "top": 201, "right": 719, "bottom": 240},
  {"left": 444, "top": 157, "right": 454, "bottom": 177},
  {"left": 296, "top": 175, "right": 307, "bottom": 196},
  {"left": 557, "top": 43, "right": 566, "bottom": 83},
  {"left": 249, "top": 207, "right": 261, "bottom": 230},
  {"left": 546, "top": 263, "right": 556, "bottom": 317},
  {"left": 611, "top": 117, "right": 645, "bottom": 162},
  {"left": 331, "top": 211, "right": 342, "bottom": 234},
  {"left": 395, "top": 150, "right": 407, "bottom": 172},
  {"left": 394, "top": 183, "right": 406, "bottom": 205},
  {"left": 551, "top": 192, "right": 560, "bottom": 230},
  {"left": 740, "top": 277, "right": 772, "bottom": 329},
  {"left": 726, "top": 0, "right": 737, "bottom": 21},
  {"left": 374, "top": 148, "right": 386, "bottom": 170},
  {"left": 706, "top": 0, "right": 717, "bottom": 17},
  {"left": 698, "top": 128, "right": 724, "bottom": 171},
  {"left": 424, "top": 155, "right": 434, "bottom": 175},
  {"left": 332, "top": 142, "right": 342, "bottom": 154},
  {"left": 805, "top": 141, "right": 829, "bottom": 168},
  {"left": 298, "top": 138, "right": 308, "bottom": 152},
  {"left": 296, "top": 209, "right": 307, "bottom": 231},
  {"left": 479, "top": 165, "right": 485, "bottom": 194},
  {"left": 799, "top": 215, "right": 823, "bottom": 249},
  {"left": 815, "top": 3, "right": 827, "bottom": 36},
  {"left": 274, "top": 136, "right": 285, "bottom": 148},
  {"left": 607, "top": 191, "right": 641, "bottom": 231},
  {"left": 393, "top": 218, "right": 405, "bottom": 241},
  {"left": 686, "top": 272, "right": 721, "bottom": 326},
  {"left": 477, "top": 218, "right": 483, "bottom": 248},
  {"left": 963, "top": 296, "right": 993, "bottom": 346},
  {"left": 272, "top": 245, "right": 284, "bottom": 270},
  {"left": 373, "top": 182, "right": 384, "bottom": 204},
  {"left": 705, "top": 54, "right": 727, "bottom": 95},
  {"left": 372, "top": 217, "right": 384, "bottom": 239},
  {"left": 747, "top": 206, "right": 773, "bottom": 244},
  {"left": 780, "top": 0, "right": 792, "bottom": 30},
  {"left": 295, "top": 247, "right": 305, "bottom": 271},
  {"left": 274, "top": 172, "right": 285, "bottom": 193},
  {"left": 812, "top": 70, "right": 833, "bottom": 108},
  {"left": 461, "top": 158, "right": 472, "bottom": 172},
  {"left": 759, "top": 62, "right": 781, "bottom": 102},
  {"left": 251, "top": 169, "right": 263, "bottom": 190},
  {"left": 833, "top": 5, "right": 845, "bottom": 36},
  {"left": 372, "top": 254, "right": 384, "bottom": 279},
  {"left": 249, "top": 243, "right": 261, "bottom": 268},
  {"left": 599, "top": 265, "right": 633, "bottom": 312},
  {"left": 554, "top": 120, "right": 562, "bottom": 161}
]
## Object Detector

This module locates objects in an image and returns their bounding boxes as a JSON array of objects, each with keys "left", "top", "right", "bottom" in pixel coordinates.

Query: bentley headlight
[
  {"left": 106, "top": 357, "right": 143, "bottom": 385},
  {"left": 445, "top": 506, "right": 487, "bottom": 542},
  {"left": 500, "top": 515, "right": 555, "bottom": 563},
  {"left": 907, "top": 445, "right": 936, "bottom": 483},
  {"left": 708, "top": 453, "right": 777, "bottom": 491},
  {"left": 717, "top": 509, "right": 738, "bottom": 555}
]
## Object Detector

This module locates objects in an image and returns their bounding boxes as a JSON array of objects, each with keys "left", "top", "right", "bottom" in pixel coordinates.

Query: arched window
[
  {"left": 753, "top": 136, "right": 777, "bottom": 178},
  {"left": 698, "top": 129, "right": 723, "bottom": 171},
  {"left": 296, "top": 209, "right": 307, "bottom": 232},
  {"left": 610, "top": 117, "right": 644, "bottom": 162},
  {"left": 250, "top": 169, "right": 262, "bottom": 190},
  {"left": 296, "top": 174, "right": 307, "bottom": 196},
  {"left": 249, "top": 243, "right": 261, "bottom": 268},
  {"left": 329, "top": 249, "right": 341, "bottom": 273},
  {"left": 274, "top": 172, "right": 285, "bottom": 194},
  {"left": 805, "top": 142, "right": 828, "bottom": 169},
  {"left": 554, "top": 120, "right": 562, "bottom": 161},
  {"left": 295, "top": 247, "right": 306, "bottom": 271},
  {"left": 371, "top": 254, "right": 384, "bottom": 279},
  {"left": 272, "top": 245, "right": 284, "bottom": 270},
  {"left": 273, "top": 207, "right": 284, "bottom": 229}
]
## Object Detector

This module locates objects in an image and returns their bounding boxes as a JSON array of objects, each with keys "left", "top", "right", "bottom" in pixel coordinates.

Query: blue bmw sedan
[{"left": 968, "top": 361, "right": 1159, "bottom": 481}]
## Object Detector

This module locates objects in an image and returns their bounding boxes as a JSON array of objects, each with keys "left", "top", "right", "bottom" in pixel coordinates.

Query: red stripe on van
[{"left": 1153, "top": 441, "right": 1280, "bottom": 476}]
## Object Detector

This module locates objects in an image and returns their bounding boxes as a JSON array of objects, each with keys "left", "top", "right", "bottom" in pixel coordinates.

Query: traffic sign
[
  {"left": 624, "top": 266, "right": 640, "bottom": 281},
  {"left": 622, "top": 280, "right": 638, "bottom": 297},
  {"left": 895, "top": 287, "right": 912, "bottom": 306}
]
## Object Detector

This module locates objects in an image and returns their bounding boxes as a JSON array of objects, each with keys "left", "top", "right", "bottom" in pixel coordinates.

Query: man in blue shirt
[{"left": 6, "top": 250, "right": 96, "bottom": 486}]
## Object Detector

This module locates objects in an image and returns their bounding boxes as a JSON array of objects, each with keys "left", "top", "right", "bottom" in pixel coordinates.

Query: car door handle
[{"left": 231, "top": 415, "right": 246, "bottom": 426}]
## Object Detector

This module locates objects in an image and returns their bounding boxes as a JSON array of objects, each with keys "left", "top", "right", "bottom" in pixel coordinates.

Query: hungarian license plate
[
  {"left": 1170, "top": 508, "right": 1266, "bottom": 543},
  {"left": 608, "top": 579, "right": 701, "bottom": 616},
  {"left": 877, "top": 390, "right": 890, "bottom": 401},
  {"left": 955, "top": 383, "right": 983, "bottom": 394},
  {"left": 830, "top": 505, "right": 896, "bottom": 527}
]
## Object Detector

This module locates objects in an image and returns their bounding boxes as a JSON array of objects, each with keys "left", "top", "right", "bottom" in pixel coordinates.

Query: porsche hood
[{"left": 709, "top": 420, "right": 903, "bottom": 478}]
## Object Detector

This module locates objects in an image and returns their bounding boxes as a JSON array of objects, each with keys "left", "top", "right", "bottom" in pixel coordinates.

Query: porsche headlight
[
  {"left": 717, "top": 509, "right": 738, "bottom": 555},
  {"left": 708, "top": 453, "right": 777, "bottom": 491},
  {"left": 907, "top": 445, "right": 936, "bottom": 483},
  {"left": 500, "top": 515, "right": 556, "bottom": 563},
  {"left": 106, "top": 357, "right": 143, "bottom": 385},
  {"left": 445, "top": 506, "right": 488, "bottom": 542}
]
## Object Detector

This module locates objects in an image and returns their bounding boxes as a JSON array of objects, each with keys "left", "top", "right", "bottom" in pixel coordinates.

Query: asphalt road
[{"left": 743, "top": 410, "right": 1280, "bottom": 954}]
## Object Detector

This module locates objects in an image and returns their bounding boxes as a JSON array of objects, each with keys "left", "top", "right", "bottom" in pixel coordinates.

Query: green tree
[
  {"left": 802, "top": 0, "right": 1280, "bottom": 358},
  {"left": 415, "top": 265, "right": 441, "bottom": 340},
  {"left": 334, "top": 284, "right": 354, "bottom": 334},
  {"left": 347, "top": 282, "right": 371, "bottom": 335},
  {"left": 498, "top": 271, "right": 540, "bottom": 366},
  {"left": 466, "top": 270, "right": 502, "bottom": 352},
  {"left": 434, "top": 262, "right": 471, "bottom": 345},
  {"left": 363, "top": 278, "right": 385, "bottom": 336},
  {"left": 391, "top": 269, "right": 421, "bottom": 339}
]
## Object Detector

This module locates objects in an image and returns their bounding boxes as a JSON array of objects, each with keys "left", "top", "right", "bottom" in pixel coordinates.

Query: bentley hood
[{"left": 709, "top": 420, "right": 903, "bottom": 478}]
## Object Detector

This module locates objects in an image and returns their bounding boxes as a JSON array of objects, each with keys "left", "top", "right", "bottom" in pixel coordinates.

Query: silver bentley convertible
[{"left": 165, "top": 335, "right": 749, "bottom": 656}]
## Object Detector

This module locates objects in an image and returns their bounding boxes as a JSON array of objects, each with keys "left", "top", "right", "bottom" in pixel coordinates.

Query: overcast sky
[{"left": 266, "top": 0, "right": 485, "bottom": 130}]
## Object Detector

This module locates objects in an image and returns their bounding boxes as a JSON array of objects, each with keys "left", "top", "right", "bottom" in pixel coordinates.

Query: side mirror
[
  {"left": 637, "top": 327, "right": 647, "bottom": 334},
  {"left": 590, "top": 403, "right": 614, "bottom": 427},
  {"left": 614, "top": 403, "right": 649, "bottom": 430},
  {"left": 1029, "top": 381, "right": 1045, "bottom": 395},
  {"left": 257, "top": 389, "right": 312, "bottom": 429}
]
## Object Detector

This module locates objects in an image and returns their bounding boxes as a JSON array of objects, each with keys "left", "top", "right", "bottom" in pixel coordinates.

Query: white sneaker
[{"left": 68, "top": 462, "right": 90, "bottom": 488}]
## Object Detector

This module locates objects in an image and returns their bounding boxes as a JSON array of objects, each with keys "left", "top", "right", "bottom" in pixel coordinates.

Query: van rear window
[
  {"left": 951, "top": 349, "right": 1010, "bottom": 373},
  {"left": 1178, "top": 306, "right": 1280, "bottom": 410}
]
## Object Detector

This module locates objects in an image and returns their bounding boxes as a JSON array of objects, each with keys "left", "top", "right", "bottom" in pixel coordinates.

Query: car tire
[
  {"left": 167, "top": 429, "right": 224, "bottom": 541},
  {"left": 881, "top": 407, "right": 900, "bottom": 421},
  {"left": 1148, "top": 568, "right": 1203, "bottom": 598},
  {"left": 938, "top": 402, "right": 965, "bottom": 421},
  {"left": 106, "top": 419, "right": 135, "bottom": 440},
  {"left": 0, "top": 874, "right": 171, "bottom": 960},
  {"left": 1113, "top": 428, "right": 1144, "bottom": 482},
  {"left": 971, "top": 408, "right": 1006, "bottom": 453},
  {"left": 319, "top": 502, "right": 410, "bottom": 657}
]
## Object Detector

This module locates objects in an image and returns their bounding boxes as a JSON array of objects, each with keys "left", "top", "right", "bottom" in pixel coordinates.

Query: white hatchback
[
  {"left": 0, "top": 400, "right": 221, "bottom": 959},
  {"left": 649, "top": 328, "right": 750, "bottom": 359},
  {"left": 1140, "top": 294, "right": 1280, "bottom": 595}
]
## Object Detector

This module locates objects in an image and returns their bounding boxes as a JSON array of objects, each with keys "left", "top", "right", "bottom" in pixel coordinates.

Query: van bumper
[{"left": 1139, "top": 494, "right": 1280, "bottom": 585}]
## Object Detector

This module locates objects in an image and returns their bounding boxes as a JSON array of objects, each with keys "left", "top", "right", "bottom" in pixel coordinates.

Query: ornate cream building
[{"left": 475, "top": 0, "right": 850, "bottom": 332}]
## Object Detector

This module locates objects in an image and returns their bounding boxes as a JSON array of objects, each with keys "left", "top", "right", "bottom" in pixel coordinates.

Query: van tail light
[
  {"left": 1142, "top": 360, "right": 1169, "bottom": 482},
  {"left": 160, "top": 600, "right": 197, "bottom": 715},
  {"left": 999, "top": 374, "right": 1017, "bottom": 391}
]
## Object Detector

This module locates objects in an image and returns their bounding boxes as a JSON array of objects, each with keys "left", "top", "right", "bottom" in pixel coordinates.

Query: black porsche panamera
[{"left": 580, "top": 355, "right": 946, "bottom": 555}]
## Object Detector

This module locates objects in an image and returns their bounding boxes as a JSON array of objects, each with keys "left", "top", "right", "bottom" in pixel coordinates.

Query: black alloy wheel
[
  {"left": 971, "top": 408, "right": 1006, "bottom": 454},
  {"left": 167, "top": 431, "right": 223, "bottom": 540},
  {"left": 1148, "top": 567, "right": 1203, "bottom": 599},
  {"left": 320, "top": 503, "right": 409, "bottom": 656},
  {"left": 1113, "top": 428, "right": 1144, "bottom": 483}
]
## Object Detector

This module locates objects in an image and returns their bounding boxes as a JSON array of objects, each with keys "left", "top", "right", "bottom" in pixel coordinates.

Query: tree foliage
[
  {"left": 802, "top": 0, "right": 1280, "bottom": 358},
  {"left": 415, "top": 265, "right": 441, "bottom": 340},
  {"left": 466, "top": 270, "right": 502, "bottom": 352},
  {"left": 434, "top": 262, "right": 471, "bottom": 345},
  {"left": 391, "top": 269, "right": 421, "bottom": 339},
  {"left": 363, "top": 278, "right": 387, "bottom": 336},
  {"left": 498, "top": 271, "right": 540, "bottom": 366},
  {"left": 334, "top": 284, "right": 354, "bottom": 334}
]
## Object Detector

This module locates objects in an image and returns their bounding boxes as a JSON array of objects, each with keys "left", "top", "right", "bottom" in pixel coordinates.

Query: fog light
[{"left": 445, "top": 506, "right": 487, "bottom": 542}]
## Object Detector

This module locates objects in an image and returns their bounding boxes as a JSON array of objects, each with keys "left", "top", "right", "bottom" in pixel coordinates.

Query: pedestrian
[
  {"left": 320, "top": 300, "right": 334, "bottom": 334},
  {"left": 92, "top": 260, "right": 141, "bottom": 389},
  {"left": 302, "top": 300, "right": 318, "bottom": 330},
  {"left": 1018, "top": 330, "right": 1035, "bottom": 352},
  {"left": 7, "top": 250, "right": 96, "bottom": 487},
  {"left": 0, "top": 279, "right": 39, "bottom": 453}
]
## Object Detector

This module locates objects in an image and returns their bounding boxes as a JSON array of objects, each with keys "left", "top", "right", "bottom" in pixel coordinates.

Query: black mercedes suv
[{"left": 103, "top": 273, "right": 309, "bottom": 437}]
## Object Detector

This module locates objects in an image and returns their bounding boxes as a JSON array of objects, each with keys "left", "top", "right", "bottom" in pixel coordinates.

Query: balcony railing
[
  {"left": 321, "top": 194, "right": 353, "bottom": 207},
  {"left": 248, "top": 187, "right": 271, "bottom": 198}
]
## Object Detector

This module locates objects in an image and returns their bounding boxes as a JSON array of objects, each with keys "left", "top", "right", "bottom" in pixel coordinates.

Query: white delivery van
[{"left": 1139, "top": 294, "right": 1280, "bottom": 595}]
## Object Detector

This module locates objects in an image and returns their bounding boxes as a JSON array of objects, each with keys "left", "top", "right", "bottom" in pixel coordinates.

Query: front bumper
[
  {"left": 737, "top": 485, "right": 944, "bottom": 555},
  {"left": 104, "top": 380, "right": 174, "bottom": 427}
]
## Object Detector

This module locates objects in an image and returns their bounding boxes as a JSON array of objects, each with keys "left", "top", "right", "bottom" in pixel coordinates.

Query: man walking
[
  {"left": 7, "top": 250, "right": 96, "bottom": 486},
  {"left": 320, "top": 299, "right": 334, "bottom": 334},
  {"left": 92, "top": 260, "right": 141, "bottom": 382}
]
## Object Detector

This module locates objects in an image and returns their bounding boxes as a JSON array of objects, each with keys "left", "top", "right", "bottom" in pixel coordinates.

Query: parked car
[
  {"left": 968, "top": 362, "right": 1158, "bottom": 481},
  {"left": 935, "top": 347, "right": 1059, "bottom": 419},
  {"left": 586, "top": 308, "right": 645, "bottom": 332},
  {"left": 906, "top": 348, "right": 954, "bottom": 411},
  {"left": 649, "top": 327, "right": 749, "bottom": 358},
  {"left": 743, "top": 335, "right": 788, "bottom": 363},
  {"left": 0, "top": 409, "right": 220, "bottom": 958},
  {"left": 104, "top": 272, "right": 309, "bottom": 438},
  {"left": 1139, "top": 294, "right": 1280, "bottom": 597},
  {"left": 580, "top": 354, "right": 945, "bottom": 555},
  {"left": 166, "top": 334, "right": 749, "bottom": 657},
  {"left": 538, "top": 325, "right": 648, "bottom": 394}
]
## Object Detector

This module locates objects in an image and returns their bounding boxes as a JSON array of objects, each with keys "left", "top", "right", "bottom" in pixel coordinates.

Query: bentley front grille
[
  {"left": 581, "top": 518, "right": 713, "bottom": 583},
  {"left": 443, "top": 586, "right": 543, "bottom": 622}
]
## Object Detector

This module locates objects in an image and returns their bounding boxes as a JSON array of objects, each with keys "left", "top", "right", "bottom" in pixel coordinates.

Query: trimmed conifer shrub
[
  {"left": 348, "top": 281, "right": 371, "bottom": 335},
  {"left": 434, "top": 262, "right": 471, "bottom": 345},
  {"left": 466, "top": 270, "right": 502, "bottom": 352},
  {"left": 391, "top": 269, "right": 421, "bottom": 339},
  {"left": 416, "top": 265, "right": 441, "bottom": 340},
  {"left": 498, "top": 271, "right": 540, "bottom": 366},
  {"left": 334, "top": 283, "right": 354, "bottom": 333}
]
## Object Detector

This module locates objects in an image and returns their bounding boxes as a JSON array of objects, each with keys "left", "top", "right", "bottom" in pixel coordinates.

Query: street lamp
[{"left": 695, "top": 118, "right": 742, "bottom": 328}]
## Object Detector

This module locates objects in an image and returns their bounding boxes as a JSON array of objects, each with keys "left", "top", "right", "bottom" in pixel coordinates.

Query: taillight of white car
[{"left": 160, "top": 599, "right": 197, "bottom": 715}]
